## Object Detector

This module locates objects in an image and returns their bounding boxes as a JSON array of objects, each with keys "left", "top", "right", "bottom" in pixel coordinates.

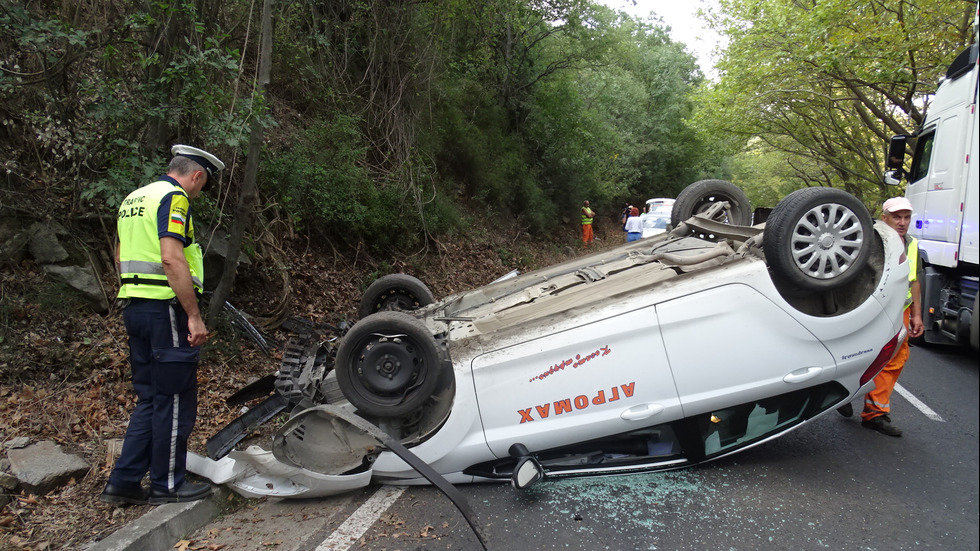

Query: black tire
[
  {"left": 358, "top": 274, "right": 435, "bottom": 320},
  {"left": 671, "top": 179, "right": 752, "bottom": 228},
  {"left": 763, "top": 187, "right": 874, "bottom": 291},
  {"left": 335, "top": 311, "right": 443, "bottom": 417}
]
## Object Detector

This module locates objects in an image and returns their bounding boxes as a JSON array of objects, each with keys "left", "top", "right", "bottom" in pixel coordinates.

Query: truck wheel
[
  {"left": 358, "top": 274, "right": 434, "bottom": 320},
  {"left": 763, "top": 187, "right": 873, "bottom": 291},
  {"left": 671, "top": 179, "right": 752, "bottom": 228},
  {"left": 335, "top": 311, "right": 443, "bottom": 417}
]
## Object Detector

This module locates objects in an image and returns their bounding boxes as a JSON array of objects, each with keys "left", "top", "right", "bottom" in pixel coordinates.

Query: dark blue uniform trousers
[{"left": 108, "top": 298, "right": 200, "bottom": 493}]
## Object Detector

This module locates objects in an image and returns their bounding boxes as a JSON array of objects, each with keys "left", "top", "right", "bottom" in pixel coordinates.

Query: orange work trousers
[
  {"left": 862, "top": 308, "right": 910, "bottom": 421},
  {"left": 582, "top": 223, "right": 594, "bottom": 246}
]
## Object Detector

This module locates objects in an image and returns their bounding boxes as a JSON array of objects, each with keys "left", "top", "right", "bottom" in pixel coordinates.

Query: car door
[
  {"left": 655, "top": 282, "right": 838, "bottom": 453},
  {"left": 471, "top": 304, "right": 681, "bottom": 459}
]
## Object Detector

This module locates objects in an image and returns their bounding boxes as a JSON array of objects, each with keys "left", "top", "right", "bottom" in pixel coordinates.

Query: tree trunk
[{"left": 207, "top": 0, "right": 275, "bottom": 324}]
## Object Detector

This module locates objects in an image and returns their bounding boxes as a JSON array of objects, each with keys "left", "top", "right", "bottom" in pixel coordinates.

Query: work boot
[
  {"left": 148, "top": 481, "right": 212, "bottom": 505},
  {"left": 861, "top": 415, "right": 902, "bottom": 437},
  {"left": 836, "top": 402, "right": 853, "bottom": 417},
  {"left": 99, "top": 482, "right": 148, "bottom": 506}
]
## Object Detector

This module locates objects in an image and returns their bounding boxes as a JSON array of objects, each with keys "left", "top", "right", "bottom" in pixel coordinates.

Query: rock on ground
[{"left": 7, "top": 440, "right": 90, "bottom": 496}]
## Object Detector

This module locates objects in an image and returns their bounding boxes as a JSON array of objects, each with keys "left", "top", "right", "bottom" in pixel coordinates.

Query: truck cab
[{"left": 885, "top": 41, "right": 979, "bottom": 351}]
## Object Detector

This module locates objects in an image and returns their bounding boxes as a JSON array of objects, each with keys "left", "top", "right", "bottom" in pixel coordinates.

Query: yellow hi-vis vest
[
  {"left": 581, "top": 208, "right": 594, "bottom": 225},
  {"left": 117, "top": 180, "right": 204, "bottom": 299},
  {"left": 905, "top": 235, "right": 918, "bottom": 309}
]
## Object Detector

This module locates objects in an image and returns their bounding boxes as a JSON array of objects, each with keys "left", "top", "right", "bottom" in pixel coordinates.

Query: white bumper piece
[{"left": 187, "top": 447, "right": 372, "bottom": 499}]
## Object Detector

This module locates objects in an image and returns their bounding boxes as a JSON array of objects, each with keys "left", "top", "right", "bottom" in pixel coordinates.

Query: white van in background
[
  {"left": 640, "top": 198, "right": 676, "bottom": 238},
  {"left": 645, "top": 197, "right": 675, "bottom": 211},
  {"left": 640, "top": 205, "right": 672, "bottom": 238}
]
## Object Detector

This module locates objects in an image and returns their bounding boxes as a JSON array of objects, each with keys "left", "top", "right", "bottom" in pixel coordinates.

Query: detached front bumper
[{"left": 187, "top": 447, "right": 373, "bottom": 499}]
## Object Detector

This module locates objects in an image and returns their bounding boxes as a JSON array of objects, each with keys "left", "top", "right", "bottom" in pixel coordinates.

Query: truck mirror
[
  {"left": 883, "top": 170, "right": 903, "bottom": 186},
  {"left": 886, "top": 135, "right": 907, "bottom": 169}
]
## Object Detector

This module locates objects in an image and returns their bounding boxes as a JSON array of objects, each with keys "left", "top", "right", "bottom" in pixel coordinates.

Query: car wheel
[
  {"left": 671, "top": 179, "right": 752, "bottom": 228},
  {"left": 335, "top": 311, "right": 443, "bottom": 417},
  {"left": 358, "top": 274, "right": 435, "bottom": 320},
  {"left": 763, "top": 187, "right": 874, "bottom": 291}
]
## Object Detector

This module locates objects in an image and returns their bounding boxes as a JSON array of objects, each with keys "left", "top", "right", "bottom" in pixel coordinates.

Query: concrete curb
[{"left": 83, "top": 487, "right": 232, "bottom": 551}]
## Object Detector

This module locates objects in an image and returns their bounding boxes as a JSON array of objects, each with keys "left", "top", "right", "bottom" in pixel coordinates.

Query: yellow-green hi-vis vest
[
  {"left": 905, "top": 235, "right": 919, "bottom": 310},
  {"left": 117, "top": 180, "right": 204, "bottom": 299}
]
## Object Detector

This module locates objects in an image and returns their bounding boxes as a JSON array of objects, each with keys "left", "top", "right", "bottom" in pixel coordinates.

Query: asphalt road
[{"left": 186, "top": 343, "right": 979, "bottom": 551}]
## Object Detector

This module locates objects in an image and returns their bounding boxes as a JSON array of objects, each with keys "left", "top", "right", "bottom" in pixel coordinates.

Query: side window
[
  {"left": 698, "top": 385, "right": 843, "bottom": 457},
  {"left": 908, "top": 130, "right": 934, "bottom": 183}
]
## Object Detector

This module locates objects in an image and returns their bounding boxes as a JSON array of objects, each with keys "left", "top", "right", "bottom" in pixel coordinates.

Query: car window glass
[{"left": 699, "top": 387, "right": 819, "bottom": 456}]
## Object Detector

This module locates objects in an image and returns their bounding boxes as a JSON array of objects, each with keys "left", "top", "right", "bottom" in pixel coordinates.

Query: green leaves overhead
[{"left": 701, "top": 0, "right": 974, "bottom": 203}]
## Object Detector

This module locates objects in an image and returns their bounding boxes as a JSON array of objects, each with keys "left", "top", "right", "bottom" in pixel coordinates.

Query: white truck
[{"left": 885, "top": 37, "right": 979, "bottom": 351}]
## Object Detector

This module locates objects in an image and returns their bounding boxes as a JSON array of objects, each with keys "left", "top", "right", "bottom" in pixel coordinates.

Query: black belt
[
  {"left": 120, "top": 276, "right": 169, "bottom": 286},
  {"left": 119, "top": 297, "right": 197, "bottom": 309}
]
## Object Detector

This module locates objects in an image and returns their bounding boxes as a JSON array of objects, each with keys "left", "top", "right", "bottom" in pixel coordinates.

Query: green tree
[
  {"left": 576, "top": 10, "right": 712, "bottom": 203},
  {"left": 699, "top": 0, "right": 975, "bottom": 203}
]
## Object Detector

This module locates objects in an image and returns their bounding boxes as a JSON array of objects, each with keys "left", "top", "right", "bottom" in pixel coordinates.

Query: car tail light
[{"left": 860, "top": 332, "right": 900, "bottom": 386}]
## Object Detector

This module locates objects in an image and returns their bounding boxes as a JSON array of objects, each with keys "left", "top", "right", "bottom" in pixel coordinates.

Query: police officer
[{"left": 100, "top": 145, "right": 223, "bottom": 505}]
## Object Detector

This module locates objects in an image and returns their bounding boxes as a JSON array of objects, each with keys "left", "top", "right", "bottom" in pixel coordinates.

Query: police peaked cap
[{"left": 171, "top": 144, "right": 225, "bottom": 178}]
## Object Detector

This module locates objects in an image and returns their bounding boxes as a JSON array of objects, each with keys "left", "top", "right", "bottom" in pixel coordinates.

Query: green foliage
[
  {"left": 421, "top": 72, "right": 538, "bottom": 224},
  {"left": 0, "top": 0, "right": 247, "bottom": 212},
  {"left": 525, "top": 68, "right": 605, "bottom": 216},
  {"left": 262, "top": 117, "right": 418, "bottom": 250},
  {"left": 1, "top": 0, "right": 819, "bottom": 258},
  {"left": 728, "top": 139, "right": 806, "bottom": 208},
  {"left": 81, "top": 140, "right": 169, "bottom": 207},
  {"left": 417, "top": 1, "right": 714, "bottom": 229},
  {"left": 419, "top": 191, "right": 463, "bottom": 237},
  {"left": 699, "top": 0, "right": 975, "bottom": 203},
  {"left": 569, "top": 13, "right": 714, "bottom": 206}
]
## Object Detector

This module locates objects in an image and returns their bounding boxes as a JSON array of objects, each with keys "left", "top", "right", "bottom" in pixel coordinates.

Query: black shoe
[
  {"left": 861, "top": 415, "right": 902, "bottom": 437},
  {"left": 148, "top": 481, "right": 213, "bottom": 505},
  {"left": 99, "top": 482, "right": 148, "bottom": 506},
  {"left": 836, "top": 403, "right": 853, "bottom": 417}
]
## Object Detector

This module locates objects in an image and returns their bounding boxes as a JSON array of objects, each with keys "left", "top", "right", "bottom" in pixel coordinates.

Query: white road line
[
  {"left": 895, "top": 383, "right": 945, "bottom": 422},
  {"left": 315, "top": 485, "right": 406, "bottom": 551}
]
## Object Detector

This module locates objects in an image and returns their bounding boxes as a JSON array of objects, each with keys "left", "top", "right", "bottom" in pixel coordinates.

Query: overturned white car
[{"left": 191, "top": 181, "right": 909, "bottom": 503}]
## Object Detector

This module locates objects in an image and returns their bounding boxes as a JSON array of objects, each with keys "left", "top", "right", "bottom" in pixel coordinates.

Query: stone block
[{"left": 7, "top": 441, "right": 90, "bottom": 496}]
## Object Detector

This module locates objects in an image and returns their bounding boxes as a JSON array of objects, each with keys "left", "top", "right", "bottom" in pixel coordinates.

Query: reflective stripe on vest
[
  {"left": 581, "top": 209, "right": 594, "bottom": 225},
  {"left": 905, "top": 235, "right": 918, "bottom": 309},
  {"left": 117, "top": 180, "right": 204, "bottom": 299},
  {"left": 118, "top": 260, "right": 204, "bottom": 290}
]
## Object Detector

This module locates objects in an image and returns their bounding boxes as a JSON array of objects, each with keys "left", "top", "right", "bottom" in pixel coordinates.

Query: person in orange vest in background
[
  {"left": 581, "top": 200, "right": 596, "bottom": 248},
  {"left": 839, "top": 197, "right": 923, "bottom": 436}
]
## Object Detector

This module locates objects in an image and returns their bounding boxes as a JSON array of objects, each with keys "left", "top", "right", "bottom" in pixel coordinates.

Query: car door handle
[
  {"left": 783, "top": 367, "right": 824, "bottom": 384},
  {"left": 620, "top": 403, "right": 665, "bottom": 421}
]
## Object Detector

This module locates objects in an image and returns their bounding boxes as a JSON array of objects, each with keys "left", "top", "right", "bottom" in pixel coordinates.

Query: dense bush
[{"left": 263, "top": 118, "right": 401, "bottom": 247}]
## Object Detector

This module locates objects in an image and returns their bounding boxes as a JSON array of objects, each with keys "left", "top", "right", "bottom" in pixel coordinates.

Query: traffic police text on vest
[{"left": 117, "top": 179, "right": 204, "bottom": 297}]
